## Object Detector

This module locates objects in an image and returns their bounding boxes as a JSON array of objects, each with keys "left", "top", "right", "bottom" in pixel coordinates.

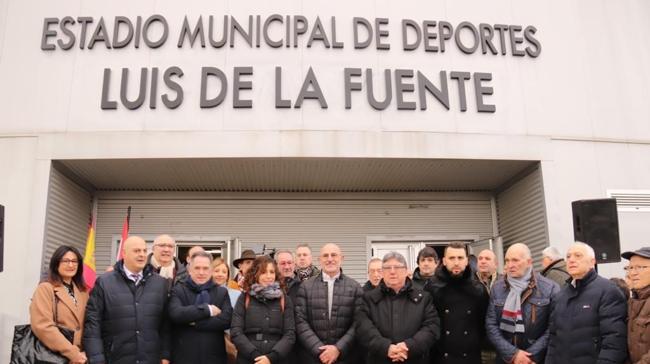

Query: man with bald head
[
  {"left": 295, "top": 243, "right": 362, "bottom": 364},
  {"left": 84, "top": 236, "right": 171, "bottom": 364},
  {"left": 546, "top": 242, "right": 628, "bottom": 364},
  {"left": 485, "top": 243, "right": 559, "bottom": 364},
  {"left": 148, "top": 234, "right": 187, "bottom": 289}
]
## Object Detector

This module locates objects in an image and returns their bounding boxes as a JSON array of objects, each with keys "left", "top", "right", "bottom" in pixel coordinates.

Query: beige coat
[{"left": 29, "top": 281, "right": 89, "bottom": 361}]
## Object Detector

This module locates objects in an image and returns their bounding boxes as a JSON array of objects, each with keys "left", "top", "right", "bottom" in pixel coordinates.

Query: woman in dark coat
[
  {"left": 169, "top": 251, "right": 233, "bottom": 364},
  {"left": 231, "top": 255, "right": 295, "bottom": 364},
  {"left": 356, "top": 251, "right": 440, "bottom": 364}
]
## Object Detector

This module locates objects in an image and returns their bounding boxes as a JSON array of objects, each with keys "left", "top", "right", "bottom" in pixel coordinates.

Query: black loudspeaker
[
  {"left": 572, "top": 198, "right": 620, "bottom": 263},
  {"left": 0, "top": 204, "right": 4, "bottom": 272}
]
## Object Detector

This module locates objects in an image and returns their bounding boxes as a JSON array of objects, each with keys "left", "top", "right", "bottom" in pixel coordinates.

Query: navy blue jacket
[
  {"left": 168, "top": 280, "right": 233, "bottom": 364},
  {"left": 83, "top": 261, "right": 171, "bottom": 364},
  {"left": 546, "top": 269, "right": 628, "bottom": 364},
  {"left": 485, "top": 272, "right": 560, "bottom": 363}
]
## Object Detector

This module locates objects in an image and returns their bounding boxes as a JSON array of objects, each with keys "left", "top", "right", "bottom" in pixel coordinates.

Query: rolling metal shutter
[
  {"left": 41, "top": 167, "right": 92, "bottom": 275},
  {"left": 496, "top": 165, "right": 549, "bottom": 270},
  {"left": 95, "top": 192, "right": 495, "bottom": 282}
]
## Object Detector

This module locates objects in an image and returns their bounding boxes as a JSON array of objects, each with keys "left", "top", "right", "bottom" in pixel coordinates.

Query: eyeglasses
[
  {"left": 624, "top": 265, "right": 649, "bottom": 272},
  {"left": 382, "top": 265, "right": 407, "bottom": 271},
  {"left": 321, "top": 253, "right": 340, "bottom": 259},
  {"left": 368, "top": 269, "right": 383, "bottom": 274},
  {"left": 60, "top": 259, "right": 79, "bottom": 266}
]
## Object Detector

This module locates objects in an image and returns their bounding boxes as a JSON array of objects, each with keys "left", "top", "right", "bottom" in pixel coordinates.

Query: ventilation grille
[{"left": 607, "top": 190, "right": 650, "bottom": 212}]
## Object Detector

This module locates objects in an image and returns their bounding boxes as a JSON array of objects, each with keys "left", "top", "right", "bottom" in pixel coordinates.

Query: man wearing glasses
[
  {"left": 546, "top": 242, "right": 627, "bottom": 364},
  {"left": 356, "top": 251, "right": 440, "bottom": 364},
  {"left": 295, "top": 243, "right": 363, "bottom": 364},
  {"left": 622, "top": 247, "right": 650, "bottom": 364},
  {"left": 147, "top": 234, "right": 188, "bottom": 289}
]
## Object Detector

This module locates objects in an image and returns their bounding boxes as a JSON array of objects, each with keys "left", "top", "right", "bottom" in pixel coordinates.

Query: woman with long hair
[
  {"left": 212, "top": 257, "right": 242, "bottom": 305},
  {"left": 29, "top": 245, "right": 90, "bottom": 364},
  {"left": 231, "top": 256, "right": 295, "bottom": 364}
]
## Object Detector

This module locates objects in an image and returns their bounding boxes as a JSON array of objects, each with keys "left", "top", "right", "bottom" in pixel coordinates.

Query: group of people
[{"left": 27, "top": 234, "right": 649, "bottom": 364}]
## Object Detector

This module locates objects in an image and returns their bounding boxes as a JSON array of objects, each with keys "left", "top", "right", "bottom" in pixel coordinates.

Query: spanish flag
[{"left": 83, "top": 213, "right": 97, "bottom": 289}]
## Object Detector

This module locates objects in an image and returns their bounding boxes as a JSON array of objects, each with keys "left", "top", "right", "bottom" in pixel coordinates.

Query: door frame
[
  {"left": 367, "top": 234, "right": 480, "bottom": 267},
  {"left": 111, "top": 234, "right": 232, "bottom": 264}
]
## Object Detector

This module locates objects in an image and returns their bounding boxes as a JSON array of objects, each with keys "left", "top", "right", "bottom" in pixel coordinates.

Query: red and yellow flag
[{"left": 82, "top": 214, "right": 97, "bottom": 289}]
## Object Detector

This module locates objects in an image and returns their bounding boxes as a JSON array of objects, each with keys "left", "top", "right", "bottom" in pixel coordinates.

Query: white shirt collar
[
  {"left": 322, "top": 271, "right": 341, "bottom": 282},
  {"left": 123, "top": 265, "right": 143, "bottom": 280}
]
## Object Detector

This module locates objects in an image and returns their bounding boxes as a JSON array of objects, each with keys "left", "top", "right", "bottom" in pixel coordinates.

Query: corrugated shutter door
[
  {"left": 42, "top": 167, "right": 92, "bottom": 275},
  {"left": 496, "top": 166, "right": 549, "bottom": 270},
  {"left": 95, "top": 194, "right": 495, "bottom": 282}
]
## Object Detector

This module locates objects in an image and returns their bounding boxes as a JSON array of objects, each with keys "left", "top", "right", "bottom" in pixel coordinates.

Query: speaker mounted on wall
[{"left": 572, "top": 198, "right": 621, "bottom": 264}]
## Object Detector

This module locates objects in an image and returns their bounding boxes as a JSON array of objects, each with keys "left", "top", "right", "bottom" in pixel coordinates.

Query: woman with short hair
[
  {"left": 29, "top": 245, "right": 90, "bottom": 364},
  {"left": 231, "top": 256, "right": 295, "bottom": 364}
]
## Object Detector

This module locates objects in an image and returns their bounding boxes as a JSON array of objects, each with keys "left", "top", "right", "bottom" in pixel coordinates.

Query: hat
[
  {"left": 233, "top": 249, "right": 257, "bottom": 268},
  {"left": 621, "top": 247, "right": 650, "bottom": 260}
]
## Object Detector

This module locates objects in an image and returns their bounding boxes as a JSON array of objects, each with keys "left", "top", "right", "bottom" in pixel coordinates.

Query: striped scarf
[{"left": 500, "top": 267, "right": 532, "bottom": 334}]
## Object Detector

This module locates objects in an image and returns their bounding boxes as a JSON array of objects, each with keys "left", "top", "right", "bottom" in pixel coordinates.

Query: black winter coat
[
  {"left": 356, "top": 279, "right": 440, "bottom": 364},
  {"left": 546, "top": 269, "right": 628, "bottom": 364},
  {"left": 168, "top": 280, "right": 233, "bottom": 364},
  {"left": 83, "top": 262, "right": 171, "bottom": 364},
  {"left": 294, "top": 271, "right": 362, "bottom": 364},
  {"left": 362, "top": 280, "right": 376, "bottom": 292},
  {"left": 411, "top": 268, "right": 432, "bottom": 290},
  {"left": 425, "top": 266, "right": 489, "bottom": 364},
  {"left": 230, "top": 292, "right": 295, "bottom": 364}
]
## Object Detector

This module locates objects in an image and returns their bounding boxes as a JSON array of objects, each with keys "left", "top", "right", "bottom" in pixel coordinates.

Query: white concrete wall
[
  {"left": 542, "top": 140, "right": 650, "bottom": 278},
  {"left": 0, "top": 137, "right": 51, "bottom": 362}
]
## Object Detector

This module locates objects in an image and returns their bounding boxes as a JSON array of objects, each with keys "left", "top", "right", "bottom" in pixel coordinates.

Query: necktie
[{"left": 131, "top": 273, "right": 142, "bottom": 285}]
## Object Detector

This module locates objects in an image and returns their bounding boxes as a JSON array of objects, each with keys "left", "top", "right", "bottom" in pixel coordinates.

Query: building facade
[{"left": 0, "top": 1, "right": 649, "bottom": 361}]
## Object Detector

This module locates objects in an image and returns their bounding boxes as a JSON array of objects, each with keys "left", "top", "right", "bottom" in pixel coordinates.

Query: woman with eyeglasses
[
  {"left": 230, "top": 256, "right": 295, "bottom": 364},
  {"left": 29, "top": 245, "right": 90, "bottom": 364}
]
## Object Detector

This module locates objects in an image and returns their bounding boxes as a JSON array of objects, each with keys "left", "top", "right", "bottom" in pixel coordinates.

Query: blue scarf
[
  {"left": 186, "top": 277, "right": 215, "bottom": 305},
  {"left": 249, "top": 282, "right": 283, "bottom": 301},
  {"left": 500, "top": 267, "right": 532, "bottom": 334}
]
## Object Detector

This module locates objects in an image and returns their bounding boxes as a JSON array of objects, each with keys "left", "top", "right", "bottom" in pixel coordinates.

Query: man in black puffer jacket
[
  {"left": 425, "top": 241, "right": 489, "bottom": 364},
  {"left": 84, "top": 236, "right": 171, "bottom": 364},
  {"left": 295, "top": 243, "right": 362, "bottom": 364},
  {"left": 546, "top": 242, "right": 627, "bottom": 364}
]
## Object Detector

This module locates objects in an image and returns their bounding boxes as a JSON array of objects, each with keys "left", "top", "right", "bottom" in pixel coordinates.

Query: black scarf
[{"left": 185, "top": 277, "right": 215, "bottom": 305}]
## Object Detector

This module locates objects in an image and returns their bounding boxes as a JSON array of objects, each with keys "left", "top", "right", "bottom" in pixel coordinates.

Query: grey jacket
[{"left": 541, "top": 259, "right": 571, "bottom": 288}]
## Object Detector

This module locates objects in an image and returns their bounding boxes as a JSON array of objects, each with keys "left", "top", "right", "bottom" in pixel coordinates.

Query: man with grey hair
[
  {"left": 546, "top": 242, "right": 628, "bottom": 364},
  {"left": 356, "top": 251, "right": 440, "bottom": 364},
  {"left": 168, "top": 251, "right": 232, "bottom": 364},
  {"left": 540, "top": 246, "right": 570, "bottom": 287},
  {"left": 363, "top": 257, "right": 383, "bottom": 291},
  {"left": 148, "top": 234, "right": 187, "bottom": 289},
  {"left": 275, "top": 249, "right": 301, "bottom": 301},
  {"left": 486, "top": 243, "right": 559, "bottom": 364}
]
